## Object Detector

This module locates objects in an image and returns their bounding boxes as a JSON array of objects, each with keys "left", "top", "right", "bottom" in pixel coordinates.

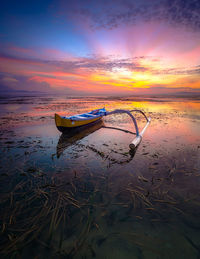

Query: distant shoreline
[{"left": 0, "top": 94, "right": 200, "bottom": 103}]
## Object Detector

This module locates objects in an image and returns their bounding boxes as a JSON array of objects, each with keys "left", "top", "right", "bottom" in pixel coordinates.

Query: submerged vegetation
[{"left": 1, "top": 160, "right": 200, "bottom": 258}]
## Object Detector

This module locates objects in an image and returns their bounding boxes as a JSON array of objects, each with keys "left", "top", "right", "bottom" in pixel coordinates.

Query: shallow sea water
[{"left": 0, "top": 95, "right": 200, "bottom": 258}]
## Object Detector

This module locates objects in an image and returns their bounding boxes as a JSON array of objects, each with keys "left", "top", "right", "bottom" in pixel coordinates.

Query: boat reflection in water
[
  {"left": 56, "top": 120, "right": 138, "bottom": 161},
  {"left": 56, "top": 120, "right": 104, "bottom": 158}
]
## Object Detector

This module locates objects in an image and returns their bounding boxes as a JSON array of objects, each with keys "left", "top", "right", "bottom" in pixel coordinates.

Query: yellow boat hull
[{"left": 55, "top": 113, "right": 102, "bottom": 133}]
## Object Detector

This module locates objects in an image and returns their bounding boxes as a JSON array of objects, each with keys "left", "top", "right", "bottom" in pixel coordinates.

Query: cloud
[
  {"left": 8, "top": 46, "right": 35, "bottom": 55},
  {"left": 2, "top": 76, "right": 18, "bottom": 85},
  {"left": 0, "top": 52, "right": 200, "bottom": 94},
  {"left": 151, "top": 66, "right": 200, "bottom": 75},
  {"left": 0, "top": 72, "right": 52, "bottom": 92},
  {"left": 1, "top": 49, "right": 200, "bottom": 80},
  {"left": 0, "top": 52, "right": 148, "bottom": 73},
  {"left": 61, "top": 0, "right": 200, "bottom": 31}
]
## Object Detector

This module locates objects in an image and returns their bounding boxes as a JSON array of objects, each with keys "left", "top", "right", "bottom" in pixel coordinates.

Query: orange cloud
[{"left": 0, "top": 52, "right": 200, "bottom": 94}]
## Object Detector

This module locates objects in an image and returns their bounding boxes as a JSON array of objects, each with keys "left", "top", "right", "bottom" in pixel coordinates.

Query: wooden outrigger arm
[{"left": 104, "top": 109, "right": 151, "bottom": 150}]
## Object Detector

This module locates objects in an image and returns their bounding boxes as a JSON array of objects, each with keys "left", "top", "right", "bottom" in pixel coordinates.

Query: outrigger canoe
[
  {"left": 55, "top": 107, "right": 151, "bottom": 150},
  {"left": 55, "top": 108, "right": 106, "bottom": 132}
]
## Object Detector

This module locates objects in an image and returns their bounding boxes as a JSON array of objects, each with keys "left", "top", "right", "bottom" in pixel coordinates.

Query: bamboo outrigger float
[{"left": 55, "top": 108, "right": 151, "bottom": 150}]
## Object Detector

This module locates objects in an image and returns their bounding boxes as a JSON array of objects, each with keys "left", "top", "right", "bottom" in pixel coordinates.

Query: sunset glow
[{"left": 0, "top": 0, "right": 200, "bottom": 95}]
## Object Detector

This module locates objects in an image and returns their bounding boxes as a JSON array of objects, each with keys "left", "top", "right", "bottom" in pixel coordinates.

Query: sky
[{"left": 0, "top": 0, "right": 200, "bottom": 96}]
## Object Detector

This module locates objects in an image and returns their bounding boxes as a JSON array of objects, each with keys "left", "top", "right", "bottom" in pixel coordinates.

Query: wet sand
[{"left": 0, "top": 95, "right": 200, "bottom": 258}]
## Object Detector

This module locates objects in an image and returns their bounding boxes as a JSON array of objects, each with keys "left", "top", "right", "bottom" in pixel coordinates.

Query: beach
[{"left": 0, "top": 95, "right": 200, "bottom": 258}]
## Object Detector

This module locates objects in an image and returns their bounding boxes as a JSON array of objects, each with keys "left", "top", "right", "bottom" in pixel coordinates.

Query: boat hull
[
  {"left": 55, "top": 113, "right": 103, "bottom": 133},
  {"left": 56, "top": 120, "right": 103, "bottom": 157}
]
